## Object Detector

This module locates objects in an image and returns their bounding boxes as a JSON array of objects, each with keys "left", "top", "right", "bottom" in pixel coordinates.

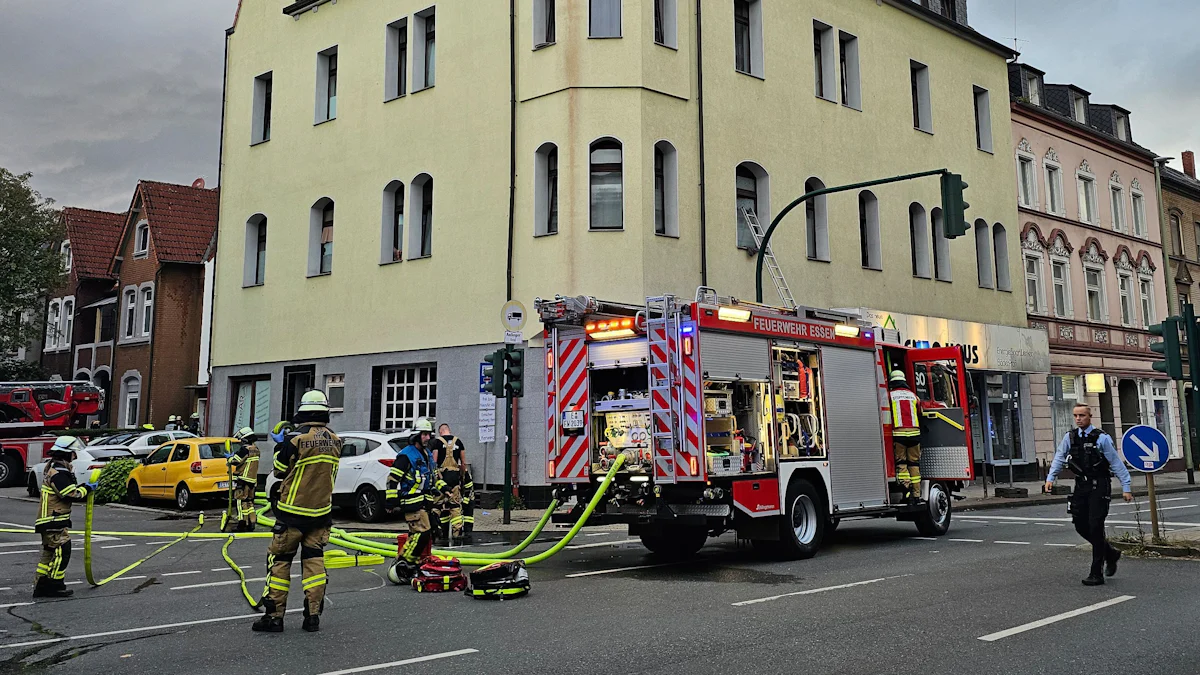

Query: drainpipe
[
  {"left": 695, "top": 0, "right": 708, "bottom": 286},
  {"left": 144, "top": 267, "right": 162, "bottom": 427},
  {"left": 1154, "top": 156, "right": 1195, "bottom": 483},
  {"left": 505, "top": 0, "right": 517, "bottom": 301}
]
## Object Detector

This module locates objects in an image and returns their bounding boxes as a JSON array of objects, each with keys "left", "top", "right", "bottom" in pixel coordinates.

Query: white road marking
[
  {"left": 565, "top": 562, "right": 687, "bottom": 578},
  {"left": 101, "top": 544, "right": 137, "bottom": 550},
  {"left": 0, "top": 608, "right": 303, "bottom": 650},
  {"left": 1044, "top": 543, "right": 1075, "bottom": 547},
  {"left": 318, "top": 649, "right": 479, "bottom": 675},
  {"left": 565, "top": 538, "right": 640, "bottom": 550},
  {"left": 161, "top": 570, "right": 203, "bottom": 577},
  {"left": 732, "top": 575, "right": 910, "bottom": 607},
  {"left": 584, "top": 532, "right": 614, "bottom": 537},
  {"left": 212, "top": 566, "right": 250, "bottom": 571},
  {"left": 171, "top": 573, "right": 297, "bottom": 590},
  {"left": 958, "top": 520, "right": 989, "bottom": 524},
  {"left": 910, "top": 537, "right": 939, "bottom": 541},
  {"left": 949, "top": 538, "right": 983, "bottom": 543},
  {"left": 0, "top": 550, "right": 39, "bottom": 556},
  {"left": 0, "top": 587, "right": 11, "bottom": 592},
  {"left": 1034, "top": 523, "right": 1065, "bottom": 527},
  {"left": 144, "top": 541, "right": 177, "bottom": 546},
  {"left": 0, "top": 541, "right": 44, "bottom": 548},
  {"left": 65, "top": 581, "right": 83, "bottom": 586},
  {"left": 0, "top": 603, "right": 33, "bottom": 610},
  {"left": 966, "top": 515, "right": 1200, "bottom": 527},
  {"left": 994, "top": 541, "right": 1030, "bottom": 545},
  {"left": 978, "top": 596, "right": 1135, "bottom": 642},
  {"left": 112, "top": 576, "right": 147, "bottom": 581}
]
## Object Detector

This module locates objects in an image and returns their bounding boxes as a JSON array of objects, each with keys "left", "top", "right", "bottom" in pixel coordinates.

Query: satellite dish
[{"left": 192, "top": 178, "right": 206, "bottom": 189}]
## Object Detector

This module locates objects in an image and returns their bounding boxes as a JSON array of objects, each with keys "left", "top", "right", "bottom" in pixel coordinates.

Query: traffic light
[
  {"left": 503, "top": 346, "right": 525, "bottom": 398},
  {"left": 482, "top": 348, "right": 506, "bottom": 397},
  {"left": 940, "top": 172, "right": 970, "bottom": 238},
  {"left": 1150, "top": 317, "right": 1184, "bottom": 380}
]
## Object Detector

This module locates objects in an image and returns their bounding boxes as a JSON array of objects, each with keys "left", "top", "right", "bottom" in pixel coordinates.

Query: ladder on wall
[
  {"left": 645, "top": 295, "right": 681, "bottom": 483},
  {"left": 742, "top": 206, "right": 796, "bottom": 310}
]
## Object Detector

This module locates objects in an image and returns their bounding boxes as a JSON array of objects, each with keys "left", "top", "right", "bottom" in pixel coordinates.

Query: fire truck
[
  {"left": 0, "top": 381, "right": 102, "bottom": 487},
  {"left": 535, "top": 288, "right": 974, "bottom": 559}
]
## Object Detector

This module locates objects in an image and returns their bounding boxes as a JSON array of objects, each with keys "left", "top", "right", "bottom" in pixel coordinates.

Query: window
[
  {"left": 1170, "top": 214, "right": 1183, "bottom": 256},
  {"left": 243, "top": 215, "right": 267, "bottom": 286},
  {"left": 805, "top": 177, "right": 828, "bottom": 261},
  {"left": 326, "top": 374, "right": 345, "bottom": 412},
  {"left": 534, "top": 144, "right": 558, "bottom": 236},
  {"left": 410, "top": 175, "right": 434, "bottom": 258},
  {"left": 1024, "top": 255, "right": 1044, "bottom": 314},
  {"left": 1044, "top": 161, "right": 1064, "bottom": 215},
  {"left": 134, "top": 221, "right": 150, "bottom": 257},
  {"left": 45, "top": 300, "right": 61, "bottom": 350},
  {"left": 838, "top": 32, "right": 860, "bottom": 110},
  {"left": 252, "top": 72, "right": 272, "bottom": 143},
  {"left": 61, "top": 299, "right": 73, "bottom": 349},
  {"left": 140, "top": 286, "right": 153, "bottom": 336},
  {"left": 1017, "top": 155, "right": 1036, "bottom": 208},
  {"left": 973, "top": 87, "right": 991, "bottom": 152},
  {"left": 122, "top": 289, "right": 136, "bottom": 339},
  {"left": 420, "top": 9, "right": 435, "bottom": 88},
  {"left": 589, "top": 0, "right": 621, "bottom": 38},
  {"left": 1180, "top": 293, "right": 1191, "bottom": 310},
  {"left": 735, "top": 163, "right": 768, "bottom": 250},
  {"left": 733, "top": 0, "right": 763, "bottom": 77},
  {"left": 1110, "top": 183, "right": 1125, "bottom": 232},
  {"left": 386, "top": 19, "right": 408, "bottom": 100},
  {"left": 932, "top": 207, "right": 951, "bottom": 281},
  {"left": 654, "top": 0, "right": 676, "bottom": 48},
  {"left": 1025, "top": 74, "right": 1040, "bottom": 105},
  {"left": 315, "top": 47, "right": 338, "bottom": 123},
  {"left": 381, "top": 182, "right": 405, "bottom": 263},
  {"left": 61, "top": 241, "right": 72, "bottom": 272},
  {"left": 122, "top": 375, "right": 141, "bottom": 429},
  {"left": 230, "top": 377, "right": 271, "bottom": 435},
  {"left": 859, "top": 190, "right": 880, "bottom": 270},
  {"left": 975, "top": 220, "right": 993, "bottom": 288},
  {"left": 1139, "top": 381, "right": 1173, "bottom": 447},
  {"left": 1195, "top": 222, "right": 1200, "bottom": 260},
  {"left": 308, "top": 198, "right": 334, "bottom": 276},
  {"left": 534, "top": 0, "right": 555, "bottom": 47},
  {"left": 653, "top": 141, "right": 679, "bottom": 237},
  {"left": 1140, "top": 276, "right": 1155, "bottom": 327},
  {"left": 1131, "top": 190, "right": 1147, "bottom": 237},
  {"left": 1118, "top": 272, "right": 1134, "bottom": 327},
  {"left": 910, "top": 60, "right": 931, "bottom": 133},
  {"left": 1077, "top": 173, "right": 1097, "bottom": 224},
  {"left": 1051, "top": 259, "right": 1071, "bottom": 318},
  {"left": 1114, "top": 113, "right": 1128, "bottom": 141},
  {"left": 1072, "top": 94, "right": 1087, "bottom": 123},
  {"left": 589, "top": 139, "right": 623, "bottom": 230},
  {"left": 320, "top": 201, "right": 334, "bottom": 274},
  {"left": 909, "top": 203, "right": 930, "bottom": 278},
  {"left": 993, "top": 224, "right": 1011, "bottom": 291},
  {"left": 1086, "top": 267, "right": 1106, "bottom": 322},
  {"left": 381, "top": 365, "right": 437, "bottom": 429},
  {"left": 813, "top": 21, "right": 835, "bottom": 100},
  {"left": 255, "top": 222, "right": 268, "bottom": 284}
]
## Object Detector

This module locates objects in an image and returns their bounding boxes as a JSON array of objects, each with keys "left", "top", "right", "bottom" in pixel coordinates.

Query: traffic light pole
[
  {"left": 502, "top": 392, "right": 513, "bottom": 525},
  {"left": 755, "top": 168, "right": 949, "bottom": 303},
  {"left": 1186, "top": 303, "right": 1199, "bottom": 485}
]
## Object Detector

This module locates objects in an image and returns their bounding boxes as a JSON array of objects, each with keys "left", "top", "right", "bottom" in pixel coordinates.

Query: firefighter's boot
[
  {"left": 33, "top": 578, "right": 72, "bottom": 599},
  {"left": 251, "top": 615, "right": 284, "bottom": 633}
]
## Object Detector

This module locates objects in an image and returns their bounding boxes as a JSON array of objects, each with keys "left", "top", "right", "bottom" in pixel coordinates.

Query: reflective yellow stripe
[
  {"left": 286, "top": 466, "right": 304, "bottom": 505},
  {"left": 273, "top": 459, "right": 288, "bottom": 472},
  {"left": 922, "top": 410, "right": 965, "bottom": 430},
  {"left": 276, "top": 502, "right": 332, "bottom": 517},
  {"left": 893, "top": 428, "right": 921, "bottom": 438},
  {"left": 302, "top": 574, "right": 327, "bottom": 590},
  {"left": 295, "top": 455, "right": 338, "bottom": 467},
  {"left": 267, "top": 578, "right": 291, "bottom": 591},
  {"left": 385, "top": 490, "right": 398, "bottom": 499}
]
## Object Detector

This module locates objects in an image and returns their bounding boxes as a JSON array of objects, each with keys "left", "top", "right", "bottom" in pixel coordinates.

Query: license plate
[
  {"left": 562, "top": 410, "right": 585, "bottom": 430},
  {"left": 217, "top": 481, "right": 230, "bottom": 489}
]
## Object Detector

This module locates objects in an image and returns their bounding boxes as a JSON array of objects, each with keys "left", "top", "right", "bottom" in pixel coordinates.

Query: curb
[
  {"left": 1110, "top": 539, "right": 1200, "bottom": 558},
  {"left": 960, "top": 483, "right": 1200, "bottom": 512},
  {"left": 0, "top": 494, "right": 38, "bottom": 504}
]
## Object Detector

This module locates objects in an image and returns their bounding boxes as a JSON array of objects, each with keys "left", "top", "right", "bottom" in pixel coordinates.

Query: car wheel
[
  {"left": 28, "top": 473, "right": 40, "bottom": 498},
  {"left": 355, "top": 486, "right": 383, "bottom": 523},
  {"left": 914, "top": 482, "right": 952, "bottom": 537},
  {"left": 0, "top": 454, "right": 19, "bottom": 488},
  {"left": 126, "top": 481, "right": 142, "bottom": 505},
  {"left": 776, "top": 478, "right": 825, "bottom": 560},
  {"left": 176, "top": 484, "right": 192, "bottom": 511}
]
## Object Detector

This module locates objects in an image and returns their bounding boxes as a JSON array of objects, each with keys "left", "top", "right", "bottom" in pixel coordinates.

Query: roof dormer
[{"left": 1007, "top": 63, "right": 1045, "bottom": 105}]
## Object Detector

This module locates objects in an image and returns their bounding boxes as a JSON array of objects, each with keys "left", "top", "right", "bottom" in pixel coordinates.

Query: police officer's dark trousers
[{"left": 1071, "top": 477, "right": 1117, "bottom": 576}]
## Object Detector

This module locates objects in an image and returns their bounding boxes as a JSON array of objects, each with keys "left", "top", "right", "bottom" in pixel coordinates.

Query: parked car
[
  {"left": 86, "top": 430, "right": 197, "bottom": 458},
  {"left": 25, "top": 447, "right": 137, "bottom": 496},
  {"left": 266, "top": 430, "right": 411, "bottom": 523},
  {"left": 125, "top": 437, "right": 242, "bottom": 510}
]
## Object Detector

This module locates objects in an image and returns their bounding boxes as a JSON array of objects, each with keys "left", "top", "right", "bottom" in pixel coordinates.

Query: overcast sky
[{"left": 0, "top": 1, "right": 1196, "bottom": 212}]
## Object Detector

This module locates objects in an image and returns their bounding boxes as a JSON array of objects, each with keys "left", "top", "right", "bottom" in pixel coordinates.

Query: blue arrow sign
[{"left": 1120, "top": 425, "right": 1169, "bottom": 473}]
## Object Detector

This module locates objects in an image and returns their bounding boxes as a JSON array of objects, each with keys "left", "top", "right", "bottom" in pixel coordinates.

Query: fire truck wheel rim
[
  {"left": 928, "top": 484, "right": 950, "bottom": 525},
  {"left": 790, "top": 495, "right": 818, "bottom": 545}
]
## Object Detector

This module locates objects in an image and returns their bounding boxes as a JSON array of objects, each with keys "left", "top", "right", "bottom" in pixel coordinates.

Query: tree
[{"left": 0, "top": 168, "right": 65, "bottom": 357}]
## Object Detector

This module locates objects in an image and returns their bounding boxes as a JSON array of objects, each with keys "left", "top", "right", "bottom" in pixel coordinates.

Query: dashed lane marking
[
  {"left": 584, "top": 532, "right": 615, "bottom": 537},
  {"left": 1044, "top": 543, "right": 1075, "bottom": 547},
  {"left": 994, "top": 541, "right": 1031, "bottom": 545},
  {"left": 1034, "top": 523, "right": 1066, "bottom": 527},
  {"left": 171, "top": 573, "right": 298, "bottom": 590},
  {"left": 565, "top": 538, "right": 640, "bottom": 550},
  {"left": 0, "top": 608, "right": 304, "bottom": 650},
  {"left": 909, "top": 537, "right": 938, "bottom": 541},
  {"left": 965, "top": 515, "right": 1200, "bottom": 527},
  {"left": 161, "top": 570, "right": 203, "bottom": 577},
  {"left": 978, "top": 595, "right": 1135, "bottom": 642},
  {"left": 212, "top": 566, "right": 250, "bottom": 571},
  {"left": 0, "top": 603, "right": 33, "bottom": 610},
  {"left": 733, "top": 575, "right": 911, "bottom": 607},
  {"left": 958, "top": 520, "right": 989, "bottom": 524},
  {"left": 565, "top": 562, "right": 688, "bottom": 578},
  {"left": 101, "top": 544, "right": 137, "bottom": 550},
  {"left": 317, "top": 649, "right": 480, "bottom": 675},
  {"left": 0, "top": 550, "right": 39, "bottom": 556},
  {"left": 949, "top": 538, "right": 983, "bottom": 543}
]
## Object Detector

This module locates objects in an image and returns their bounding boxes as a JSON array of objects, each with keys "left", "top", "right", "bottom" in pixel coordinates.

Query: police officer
[
  {"left": 387, "top": 419, "right": 438, "bottom": 574},
  {"left": 253, "top": 390, "right": 340, "bottom": 633},
  {"left": 33, "top": 436, "right": 96, "bottom": 598},
  {"left": 1046, "top": 404, "right": 1133, "bottom": 586},
  {"left": 224, "top": 427, "right": 260, "bottom": 533},
  {"left": 889, "top": 369, "right": 922, "bottom": 500},
  {"left": 430, "top": 424, "right": 468, "bottom": 544}
]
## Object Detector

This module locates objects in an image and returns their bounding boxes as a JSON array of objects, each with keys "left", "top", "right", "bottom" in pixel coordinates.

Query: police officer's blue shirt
[{"left": 1046, "top": 425, "right": 1132, "bottom": 492}]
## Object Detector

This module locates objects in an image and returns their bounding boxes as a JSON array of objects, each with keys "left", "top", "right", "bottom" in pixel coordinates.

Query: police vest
[
  {"left": 1067, "top": 428, "right": 1109, "bottom": 480},
  {"left": 890, "top": 388, "right": 921, "bottom": 438}
]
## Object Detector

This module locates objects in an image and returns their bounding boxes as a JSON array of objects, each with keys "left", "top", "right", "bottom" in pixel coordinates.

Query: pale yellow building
[{"left": 211, "top": 0, "right": 1045, "bottom": 490}]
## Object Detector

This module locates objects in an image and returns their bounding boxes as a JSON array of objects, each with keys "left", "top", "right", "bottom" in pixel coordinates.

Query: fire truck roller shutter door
[
  {"left": 700, "top": 333, "right": 771, "bottom": 381},
  {"left": 820, "top": 346, "right": 889, "bottom": 511},
  {"left": 587, "top": 338, "right": 649, "bottom": 369}
]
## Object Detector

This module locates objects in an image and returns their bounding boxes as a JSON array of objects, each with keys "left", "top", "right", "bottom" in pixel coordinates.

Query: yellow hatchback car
[{"left": 126, "top": 437, "right": 244, "bottom": 510}]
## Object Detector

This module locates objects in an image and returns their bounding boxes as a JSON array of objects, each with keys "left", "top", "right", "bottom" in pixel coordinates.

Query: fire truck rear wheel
[
  {"left": 777, "top": 478, "right": 825, "bottom": 560},
  {"left": 0, "top": 454, "right": 19, "bottom": 488},
  {"left": 914, "top": 482, "right": 952, "bottom": 536},
  {"left": 639, "top": 527, "right": 707, "bottom": 559}
]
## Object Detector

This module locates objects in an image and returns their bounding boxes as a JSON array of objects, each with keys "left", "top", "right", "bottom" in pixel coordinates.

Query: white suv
[{"left": 266, "top": 430, "right": 411, "bottom": 522}]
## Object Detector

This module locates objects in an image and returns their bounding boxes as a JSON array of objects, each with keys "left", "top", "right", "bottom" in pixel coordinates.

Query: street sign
[
  {"left": 1120, "top": 425, "right": 1169, "bottom": 473},
  {"left": 478, "top": 425, "right": 495, "bottom": 443},
  {"left": 479, "top": 362, "right": 492, "bottom": 393},
  {"left": 501, "top": 300, "right": 527, "bottom": 331},
  {"left": 504, "top": 330, "right": 523, "bottom": 345},
  {"left": 479, "top": 408, "right": 496, "bottom": 427}
]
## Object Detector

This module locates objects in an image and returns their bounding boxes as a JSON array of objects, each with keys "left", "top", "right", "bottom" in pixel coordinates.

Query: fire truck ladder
[
  {"left": 645, "top": 295, "right": 681, "bottom": 481},
  {"left": 741, "top": 206, "right": 796, "bottom": 310}
]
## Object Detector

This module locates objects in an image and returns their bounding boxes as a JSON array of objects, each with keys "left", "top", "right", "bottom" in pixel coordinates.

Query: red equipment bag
[{"left": 411, "top": 557, "right": 468, "bottom": 593}]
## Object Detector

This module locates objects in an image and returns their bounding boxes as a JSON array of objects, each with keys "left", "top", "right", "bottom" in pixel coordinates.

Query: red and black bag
[
  {"left": 411, "top": 557, "right": 468, "bottom": 593},
  {"left": 466, "top": 561, "right": 530, "bottom": 599}
]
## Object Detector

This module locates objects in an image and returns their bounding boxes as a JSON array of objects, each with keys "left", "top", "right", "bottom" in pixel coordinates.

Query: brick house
[
  {"left": 41, "top": 208, "right": 127, "bottom": 424},
  {"left": 109, "top": 180, "right": 218, "bottom": 429}
]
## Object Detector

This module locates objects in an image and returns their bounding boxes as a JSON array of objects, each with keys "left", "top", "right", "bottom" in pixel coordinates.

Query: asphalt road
[{"left": 1, "top": 488, "right": 1198, "bottom": 675}]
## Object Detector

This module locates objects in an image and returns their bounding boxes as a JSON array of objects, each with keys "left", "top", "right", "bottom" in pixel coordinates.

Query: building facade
[
  {"left": 1009, "top": 63, "right": 1183, "bottom": 473},
  {"left": 212, "top": 0, "right": 1033, "bottom": 491},
  {"left": 1161, "top": 151, "right": 1200, "bottom": 472}
]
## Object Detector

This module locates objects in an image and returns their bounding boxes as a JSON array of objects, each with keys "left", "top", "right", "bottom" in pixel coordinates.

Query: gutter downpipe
[
  {"left": 506, "top": 0, "right": 517, "bottom": 301},
  {"left": 205, "top": 27, "right": 233, "bottom": 436},
  {"left": 696, "top": 0, "right": 708, "bottom": 286}
]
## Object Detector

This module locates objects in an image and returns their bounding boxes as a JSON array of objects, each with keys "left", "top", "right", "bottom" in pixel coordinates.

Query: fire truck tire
[
  {"left": 826, "top": 518, "right": 840, "bottom": 534},
  {"left": 0, "top": 454, "right": 20, "bottom": 488},
  {"left": 777, "top": 478, "right": 825, "bottom": 560},
  {"left": 914, "top": 482, "right": 952, "bottom": 537},
  {"left": 639, "top": 527, "right": 707, "bottom": 558}
]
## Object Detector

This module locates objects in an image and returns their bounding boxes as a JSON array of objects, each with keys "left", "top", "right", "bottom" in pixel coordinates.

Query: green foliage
[
  {"left": 93, "top": 458, "right": 139, "bottom": 505},
  {"left": 0, "top": 168, "right": 66, "bottom": 355},
  {"left": 0, "top": 357, "right": 48, "bottom": 381}
]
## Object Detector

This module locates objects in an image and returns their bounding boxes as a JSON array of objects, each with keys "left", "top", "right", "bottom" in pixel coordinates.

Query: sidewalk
[{"left": 959, "top": 470, "right": 1199, "bottom": 511}]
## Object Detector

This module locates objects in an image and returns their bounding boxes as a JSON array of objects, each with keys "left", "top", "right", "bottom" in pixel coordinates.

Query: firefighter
[
  {"left": 386, "top": 419, "right": 438, "bottom": 572},
  {"left": 889, "top": 369, "right": 922, "bottom": 500},
  {"left": 224, "top": 427, "right": 260, "bottom": 533},
  {"left": 187, "top": 412, "right": 201, "bottom": 434},
  {"left": 253, "top": 390, "right": 340, "bottom": 634},
  {"left": 33, "top": 436, "right": 95, "bottom": 598},
  {"left": 431, "top": 424, "right": 468, "bottom": 544},
  {"left": 1045, "top": 404, "right": 1133, "bottom": 586},
  {"left": 164, "top": 415, "right": 180, "bottom": 431}
]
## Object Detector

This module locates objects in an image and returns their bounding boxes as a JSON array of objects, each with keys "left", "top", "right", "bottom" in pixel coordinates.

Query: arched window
[
  {"left": 858, "top": 190, "right": 880, "bottom": 270},
  {"left": 381, "top": 182, "right": 405, "bottom": 262},
  {"left": 62, "top": 299, "right": 74, "bottom": 349},
  {"left": 931, "top": 207, "right": 951, "bottom": 281},
  {"left": 123, "top": 289, "right": 137, "bottom": 338},
  {"left": 654, "top": 140, "right": 679, "bottom": 237},
  {"left": 909, "top": 203, "right": 930, "bottom": 278},
  {"left": 994, "top": 223, "right": 1011, "bottom": 291},
  {"left": 140, "top": 286, "right": 153, "bottom": 336},
  {"left": 589, "top": 139, "right": 623, "bottom": 230},
  {"left": 735, "top": 162, "right": 768, "bottom": 249},
  {"left": 45, "top": 300, "right": 61, "bottom": 350},
  {"left": 121, "top": 374, "right": 141, "bottom": 429},
  {"left": 61, "top": 241, "right": 72, "bottom": 272},
  {"left": 974, "top": 219, "right": 993, "bottom": 288},
  {"left": 134, "top": 221, "right": 150, "bottom": 256},
  {"left": 534, "top": 143, "right": 558, "bottom": 236},
  {"left": 805, "top": 177, "right": 829, "bottom": 261},
  {"left": 410, "top": 174, "right": 434, "bottom": 257},
  {"left": 1170, "top": 213, "right": 1183, "bottom": 256},
  {"left": 308, "top": 198, "right": 334, "bottom": 276},
  {"left": 243, "top": 214, "right": 267, "bottom": 286}
]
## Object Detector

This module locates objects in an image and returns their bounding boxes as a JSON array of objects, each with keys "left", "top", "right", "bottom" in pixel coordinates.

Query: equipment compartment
[
  {"left": 772, "top": 346, "right": 826, "bottom": 459},
  {"left": 702, "top": 380, "right": 775, "bottom": 476},
  {"left": 588, "top": 365, "right": 652, "bottom": 474}
]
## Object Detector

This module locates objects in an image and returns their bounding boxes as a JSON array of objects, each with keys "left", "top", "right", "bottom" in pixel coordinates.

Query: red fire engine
[
  {"left": 0, "top": 381, "right": 102, "bottom": 487},
  {"left": 536, "top": 288, "right": 974, "bottom": 559}
]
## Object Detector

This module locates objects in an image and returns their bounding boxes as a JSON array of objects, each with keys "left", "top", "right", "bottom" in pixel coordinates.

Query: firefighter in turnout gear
[
  {"left": 1045, "top": 404, "right": 1133, "bottom": 586},
  {"left": 253, "top": 390, "right": 341, "bottom": 633},
  {"left": 431, "top": 424, "right": 469, "bottom": 543},
  {"left": 387, "top": 419, "right": 437, "bottom": 575},
  {"left": 224, "top": 427, "right": 260, "bottom": 533},
  {"left": 889, "top": 370, "right": 922, "bottom": 500},
  {"left": 33, "top": 436, "right": 95, "bottom": 598}
]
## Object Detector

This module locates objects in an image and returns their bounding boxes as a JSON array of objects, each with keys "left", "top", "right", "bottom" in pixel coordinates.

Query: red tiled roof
[
  {"left": 138, "top": 180, "right": 219, "bottom": 264},
  {"left": 60, "top": 207, "right": 126, "bottom": 280}
]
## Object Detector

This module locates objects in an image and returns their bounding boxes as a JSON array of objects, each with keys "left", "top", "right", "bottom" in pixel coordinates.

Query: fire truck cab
[{"left": 536, "top": 288, "right": 974, "bottom": 559}]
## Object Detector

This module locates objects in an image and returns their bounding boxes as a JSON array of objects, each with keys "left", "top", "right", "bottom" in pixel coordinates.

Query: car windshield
[
  {"left": 198, "top": 442, "right": 240, "bottom": 460},
  {"left": 387, "top": 439, "right": 408, "bottom": 453},
  {"left": 89, "top": 432, "right": 136, "bottom": 447}
]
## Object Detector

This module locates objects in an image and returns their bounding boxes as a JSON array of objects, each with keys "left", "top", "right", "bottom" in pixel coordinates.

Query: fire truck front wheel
[
  {"left": 0, "top": 453, "right": 20, "bottom": 488},
  {"left": 913, "top": 482, "right": 952, "bottom": 537},
  {"left": 778, "top": 478, "right": 825, "bottom": 560}
]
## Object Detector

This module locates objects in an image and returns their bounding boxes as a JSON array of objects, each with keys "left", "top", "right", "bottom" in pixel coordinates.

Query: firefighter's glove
[
  {"left": 83, "top": 481, "right": 99, "bottom": 492},
  {"left": 270, "top": 429, "right": 287, "bottom": 444}
]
